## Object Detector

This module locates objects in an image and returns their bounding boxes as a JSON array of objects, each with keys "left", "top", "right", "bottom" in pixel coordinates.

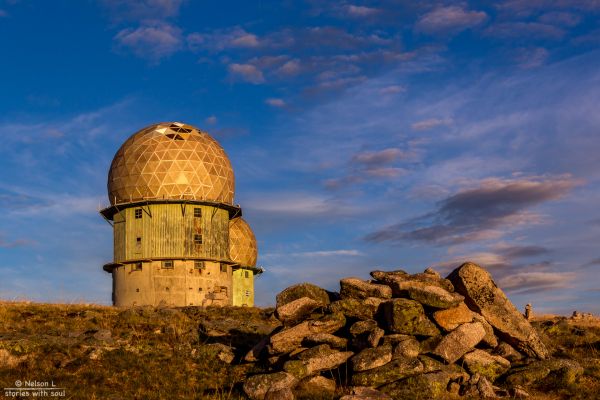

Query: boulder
[
  {"left": 351, "top": 357, "right": 423, "bottom": 386},
  {"left": 371, "top": 270, "right": 454, "bottom": 293},
  {"left": 423, "top": 267, "right": 441, "bottom": 278},
  {"left": 461, "top": 373, "right": 496, "bottom": 398},
  {"left": 276, "top": 283, "right": 330, "bottom": 308},
  {"left": 295, "top": 376, "right": 336, "bottom": 399},
  {"left": 302, "top": 333, "right": 348, "bottom": 349},
  {"left": 296, "top": 344, "right": 334, "bottom": 360},
  {"left": 243, "top": 372, "right": 299, "bottom": 400},
  {"left": 349, "top": 319, "right": 379, "bottom": 336},
  {"left": 432, "top": 322, "right": 486, "bottom": 363},
  {"left": 473, "top": 314, "right": 498, "bottom": 348},
  {"left": 204, "top": 343, "right": 235, "bottom": 364},
  {"left": 350, "top": 344, "right": 393, "bottom": 372},
  {"left": 462, "top": 349, "right": 510, "bottom": 381},
  {"left": 276, "top": 297, "right": 322, "bottom": 325},
  {"left": 340, "top": 386, "right": 392, "bottom": 400},
  {"left": 493, "top": 342, "right": 523, "bottom": 363},
  {"left": 432, "top": 302, "right": 475, "bottom": 331},
  {"left": 349, "top": 319, "right": 384, "bottom": 349},
  {"left": 370, "top": 269, "right": 409, "bottom": 284},
  {"left": 505, "top": 358, "right": 583, "bottom": 387},
  {"left": 379, "top": 369, "right": 467, "bottom": 400},
  {"left": 447, "top": 262, "right": 549, "bottom": 359},
  {"left": 284, "top": 349, "right": 353, "bottom": 379},
  {"left": 329, "top": 297, "right": 383, "bottom": 320},
  {"left": 393, "top": 281, "right": 464, "bottom": 309},
  {"left": 265, "top": 387, "right": 294, "bottom": 400},
  {"left": 418, "top": 355, "right": 446, "bottom": 373},
  {"left": 382, "top": 334, "right": 412, "bottom": 346},
  {"left": 245, "top": 337, "right": 269, "bottom": 362},
  {"left": 269, "top": 313, "right": 346, "bottom": 354},
  {"left": 392, "top": 338, "right": 420, "bottom": 359},
  {"left": 418, "top": 336, "right": 443, "bottom": 354},
  {"left": 382, "top": 299, "right": 440, "bottom": 336},
  {"left": 340, "top": 278, "right": 392, "bottom": 299}
]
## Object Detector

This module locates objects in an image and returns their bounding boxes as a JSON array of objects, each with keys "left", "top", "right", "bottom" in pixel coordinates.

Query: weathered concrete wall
[{"left": 112, "top": 260, "right": 233, "bottom": 307}]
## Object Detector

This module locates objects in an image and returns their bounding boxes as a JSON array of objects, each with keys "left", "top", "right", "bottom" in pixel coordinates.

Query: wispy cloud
[
  {"left": 415, "top": 5, "right": 487, "bottom": 34},
  {"left": 366, "top": 175, "right": 580, "bottom": 245},
  {"left": 352, "top": 148, "right": 412, "bottom": 166},
  {"left": 187, "top": 27, "right": 261, "bottom": 52},
  {"left": 495, "top": 244, "right": 550, "bottom": 259},
  {"left": 485, "top": 22, "right": 565, "bottom": 40},
  {"left": 114, "top": 21, "right": 182, "bottom": 61},
  {"left": 515, "top": 47, "right": 550, "bottom": 68},
  {"left": 411, "top": 118, "right": 453, "bottom": 131},
  {"left": 0, "top": 235, "right": 34, "bottom": 249},
  {"left": 101, "top": 0, "right": 183, "bottom": 22},
  {"left": 265, "top": 98, "right": 286, "bottom": 107},
  {"left": 498, "top": 271, "right": 577, "bottom": 294},
  {"left": 344, "top": 5, "right": 381, "bottom": 18},
  {"left": 228, "top": 63, "right": 265, "bottom": 84},
  {"left": 267, "top": 249, "right": 364, "bottom": 258}
]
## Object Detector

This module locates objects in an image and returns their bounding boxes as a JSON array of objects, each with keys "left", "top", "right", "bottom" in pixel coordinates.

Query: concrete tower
[{"left": 100, "top": 122, "right": 261, "bottom": 307}]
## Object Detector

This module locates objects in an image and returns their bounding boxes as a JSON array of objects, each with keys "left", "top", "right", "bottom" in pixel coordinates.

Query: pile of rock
[{"left": 241, "top": 262, "right": 583, "bottom": 400}]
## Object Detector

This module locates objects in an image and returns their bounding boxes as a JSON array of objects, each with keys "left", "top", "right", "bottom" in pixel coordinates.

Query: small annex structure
[{"left": 100, "top": 122, "right": 262, "bottom": 307}]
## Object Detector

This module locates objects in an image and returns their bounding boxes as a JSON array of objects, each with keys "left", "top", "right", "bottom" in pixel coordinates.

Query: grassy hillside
[{"left": 0, "top": 301, "right": 598, "bottom": 399}]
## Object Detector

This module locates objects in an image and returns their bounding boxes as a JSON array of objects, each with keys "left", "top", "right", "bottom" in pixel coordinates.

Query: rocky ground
[{"left": 0, "top": 262, "right": 599, "bottom": 399}]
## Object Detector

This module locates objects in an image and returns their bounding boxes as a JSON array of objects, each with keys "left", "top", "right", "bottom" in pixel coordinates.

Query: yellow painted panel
[{"left": 232, "top": 268, "right": 254, "bottom": 307}]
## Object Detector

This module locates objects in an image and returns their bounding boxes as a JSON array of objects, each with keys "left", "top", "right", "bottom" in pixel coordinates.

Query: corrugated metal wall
[{"left": 113, "top": 204, "right": 230, "bottom": 262}]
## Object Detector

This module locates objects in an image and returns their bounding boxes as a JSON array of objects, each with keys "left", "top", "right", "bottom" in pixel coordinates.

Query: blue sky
[{"left": 1, "top": 0, "right": 599, "bottom": 314}]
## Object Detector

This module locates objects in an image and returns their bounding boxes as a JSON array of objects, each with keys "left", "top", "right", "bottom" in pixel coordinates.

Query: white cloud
[
  {"left": 379, "top": 85, "right": 406, "bottom": 95},
  {"left": 228, "top": 63, "right": 265, "bottom": 84},
  {"left": 187, "top": 27, "right": 261, "bottom": 52},
  {"left": 265, "top": 98, "right": 286, "bottom": 107},
  {"left": 416, "top": 6, "right": 487, "bottom": 34},
  {"left": 345, "top": 5, "right": 380, "bottom": 17},
  {"left": 114, "top": 22, "right": 182, "bottom": 61}
]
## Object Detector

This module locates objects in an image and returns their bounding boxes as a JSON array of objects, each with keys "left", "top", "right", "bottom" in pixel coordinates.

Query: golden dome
[
  {"left": 108, "top": 122, "right": 234, "bottom": 205},
  {"left": 229, "top": 217, "right": 257, "bottom": 267}
]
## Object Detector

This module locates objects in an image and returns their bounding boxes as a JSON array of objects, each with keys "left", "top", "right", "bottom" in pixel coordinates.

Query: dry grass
[
  {"left": 0, "top": 302, "right": 276, "bottom": 399},
  {"left": 0, "top": 302, "right": 599, "bottom": 399}
]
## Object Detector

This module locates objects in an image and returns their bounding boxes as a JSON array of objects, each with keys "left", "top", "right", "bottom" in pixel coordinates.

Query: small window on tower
[
  {"left": 245, "top": 271, "right": 249, "bottom": 278},
  {"left": 135, "top": 209, "right": 143, "bottom": 219},
  {"left": 133, "top": 262, "right": 142, "bottom": 271},
  {"left": 194, "top": 260, "right": 204, "bottom": 270},
  {"left": 194, "top": 234, "right": 203, "bottom": 245},
  {"left": 162, "top": 260, "right": 174, "bottom": 269},
  {"left": 220, "top": 264, "right": 227, "bottom": 273},
  {"left": 194, "top": 208, "right": 202, "bottom": 218}
]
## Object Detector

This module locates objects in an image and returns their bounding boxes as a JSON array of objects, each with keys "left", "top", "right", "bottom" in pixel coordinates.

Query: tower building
[{"left": 100, "top": 122, "right": 261, "bottom": 307}]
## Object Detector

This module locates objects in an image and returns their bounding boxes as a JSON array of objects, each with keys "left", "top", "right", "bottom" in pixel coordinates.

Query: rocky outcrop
[
  {"left": 243, "top": 372, "right": 298, "bottom": 400},
  {"left": 448, "top": 262, "right": 549, "bottom": 359},
  {"left": 340, "top": 278, "right": 392, "bottom": 300},
  {"left": 276, "top": 283, "right": 330, "bottom": 308},
  {"left": 241, "top": 264, "right": 575, "bottom": 400},
  {"left": 275, "top": 297, "right": 322, "bottom": 325},
  {"left": 432, "top": 322, "right": 486, "bottom": 363},
  {"left": 382, "top": 298, "right": 440, "bottom": 336}
]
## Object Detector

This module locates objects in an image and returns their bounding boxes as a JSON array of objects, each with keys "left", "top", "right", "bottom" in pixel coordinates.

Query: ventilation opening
[
  {"left": 166, "top": 133, "right": 185, "bottom": 141},
  {"left": 169, "top": 123, "right": 193, "bottom": 134}
]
